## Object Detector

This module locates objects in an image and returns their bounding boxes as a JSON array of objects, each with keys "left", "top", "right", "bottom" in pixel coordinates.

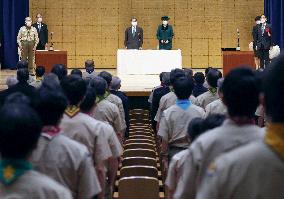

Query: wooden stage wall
[{"left": 29, "top": 0, "right": 263, "bottom": 69}]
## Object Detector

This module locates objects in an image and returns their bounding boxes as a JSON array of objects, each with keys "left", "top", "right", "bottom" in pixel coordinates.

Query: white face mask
[
  {"left": 256, "top": 20, "right": 261, "bottom": 25},
  {"left": 131, "top": 21, "right": 137, "bottom": 27},
  {"left": 162, "top": 20, "right": 168, "bottom": 25},
  {"left": 26, "top": 21, "right": 32, "bottom": 27},
  {"left": 37, "top": 17, "right": 43, "bottom": 23}
]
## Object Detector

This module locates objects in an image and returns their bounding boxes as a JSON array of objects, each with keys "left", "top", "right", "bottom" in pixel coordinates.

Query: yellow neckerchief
[
  {"left": 64, "top": 105, "right": 80, "bottom": 118},
  {"left": 265, "top": 123, "right": 284, "bottom": 160},
  {"left": 96, "top": 91, "right": 110, "bottom": 104},
  {"left": 35, "top": 76, "right": 43, "bottom": 82},
  {"left": 208, "top": 87, "right": 217, "bottom": 95}
]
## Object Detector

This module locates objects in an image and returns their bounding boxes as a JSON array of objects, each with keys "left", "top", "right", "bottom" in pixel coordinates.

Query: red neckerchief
[
  {"left": 230, "top": 117, "right": 255, "bottom": 126},
  {"left": 42, "top": 126, "right": 61, "bottom": 138}
]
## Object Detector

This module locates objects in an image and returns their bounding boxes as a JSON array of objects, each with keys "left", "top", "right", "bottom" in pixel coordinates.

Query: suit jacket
[
  {"left": 124, "top": 26, "right": 143, "bottom": 49},
  {"left": 32, "top": 22, "right": 48, "bottom": 48},
  {"left": 256, "top": 23, "right": 272, "bottom": 50},
  {"left": 156, "top": 25, "right": 174, "bottom": 50},
  {"left": 252, "top": 24, "right": 259, "bottom": 48}
]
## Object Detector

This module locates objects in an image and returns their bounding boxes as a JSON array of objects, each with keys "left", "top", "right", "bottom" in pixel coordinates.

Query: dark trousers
[
  {"left": 258, "top": 49, "right": 270, "bottom": 69},
  {"left": 36, "top": 43, "right": 46, "bottom": 50}
]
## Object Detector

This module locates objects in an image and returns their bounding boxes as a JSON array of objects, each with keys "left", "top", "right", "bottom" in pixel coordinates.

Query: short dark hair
[
  {"left": 170, "top": 68, "right": 185, "bottom": 85},
  {"left": 159, "top": 72, "right": 166, "bottom": 82},
  {"left": 264, "top": 55, "right": 284, "bottom": 122},
  {"left": 0, "top": 104, "right": 42, "bottom": 159},
  {"left": 35, "top": 66, "right": 45, "bottom": 77},
  {"left": 16, "top": 60, "right": 28, "bottom": 69},
  {"left": 203, "top": 114, "right": 226, "bottom": 131},
  {"left": 205, "top": 67, "right": 213, "bottom": 76},
  {"left": 80, "top": 87, "right": 97, "bottom": 113},
  {"left": 61, "top": 75, "right": 86, "bottom": 106},
  {"left": 4, "top": 92, "right": 31, "bottom": 106},
  {"left": 222, "top": 67, "right": 260, "bottom": 118},
  {"left": 71, "top": 69, "right": 83, "bottom": 78},
  {"left": 187, "top": 118, "right": 204, "bottom": 142},
  {"left": 99, "top": 71, "right": 112, "bottom": 86},
  {"left": 206, "top": 69, "right": 221, "bottom": 88},
  {"left": 162, "top": 72, "right": 171, "bottom": 86},
  {"left": 51, "top": 64, "right": 67, "bottom": 81},
  {"left": 184, "top": 68, "right": 193, "bottom": 78},
  {"left": 89, "top": 76, "right": 107, "bottom": 96},
  {"left": 37, "top": 85, "right": 68, "bottom": 125},
  {"left": 194, "top": 72, "right": 205, "bottom": 84},
  {"left": 131, "top": 17, "right": 137, "bottom": 21},
  {"left": 17, "top": 68, "right": 29, "bottom": 83},
  {"left": 255, "top": 16, "right": 261, "bottom": 21},
  {"left": 173, "top": 76, "right": 194, "bottom": 100}
]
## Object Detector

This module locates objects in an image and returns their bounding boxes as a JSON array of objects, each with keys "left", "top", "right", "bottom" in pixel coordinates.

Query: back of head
[
  {"left": 222, "top": 67, "right": 260, "bottom": 118},
  {"left": 173, "top": 76, "right": 194, "bottom": 100},
  {"left": 51, "top": 64, "right": 67, "bottom": 81},
  {"left": 89, "top": 76, "right": 107, "bottom": 96},
  {"left": 61, "top": 75, "right": 86, "bottom": 106},
  {"left": 71, "top": 69, "right": 83, "bottom": 78},
  {"left": 162, "top": 72, "right": 171, "bottom": 86},
  {"left": 42, "top": 73, "right": 60, "bottom": 89},
  {"left": 0, "top": 104, "right": 42, "bottom": 159},
  {"left": 187, "top": 118, "right": 204, "bottom": 142},
  {"left": 99, "top": 71, "right": 112, "bottom": 87},
  {"left": 205, "top": 67, "right": 213, "bottom": 77},
  {"left": 184, "top": 68, "right": 193, "bottom": 79},
  {"left": 4, "top": 92, "right": 31, "bottom": 106},
  {"left": 37, "top": 85, "right": 68, "bottom": 126},
  {"left": 159, "top": 72, "right": 166, "bottom": 82},
  {"left": 110, "top": 76, "right": 121, "bottom": 91},
  {"left": 80, "top": 87, "right": 97, "bottom": 113},
  {"left": 16, "top": 60, "right": 28, "bottom": 69},
  {"left": 264, "top": 55, "right": 284, "bottom": 122},
  {"left": 6, "top": 76, "right": 18, "bottom": 88},
  {"left": 206, "top": 69, "right": 222, "bottom": 88},
  {"left": 217, "top": 78, "right": 224, "bottom": 93},
  {"left": 35, "top": 66, "right": 45, "bottom": 78},
  {"left": 17, "top": 68, "right": 29, "bottom": 83},
  {"left": 203, "top": 114, "right": 226, "bottom": 131},
  {"left": 170, "top": 68, "right": 185, "bottom": 85},
  {"left": 194, "top": 72, "right": 205, "bottom": 85},
  {"left": 85, "top": 60, "right": 95, "bottom": 74}
]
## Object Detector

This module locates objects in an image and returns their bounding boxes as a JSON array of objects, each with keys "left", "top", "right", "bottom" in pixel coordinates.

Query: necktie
[
  {"left": 38, "top": 23, "right": 41, "bottom": 32},
  {"left": 132, "top": 27, "right": 136, "bottom": 37},
  {"left": 262, "top": 25, "right": 265, "bottom": 35}
]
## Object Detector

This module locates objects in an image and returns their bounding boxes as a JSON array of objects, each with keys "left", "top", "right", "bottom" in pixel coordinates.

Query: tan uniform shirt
[
  {"left": 60, "top": 112, "right": 112, "bottom": 165},
  {"left": 166, "top": 149, "right": 189, "bottom": 190},
  {"left": 106, "top": 93, "right": 126, "bottom": 131},
  {"left": 195, "top": 90, "right": 219, "bottom": 109},
  {"left": 205, "top": 98, "right": 227, "bottom": 117},
  {"left": 158, "top": 104, "right": 205, "bottom": 148},
  {"left": 0, "top": 170, "right": 72, "bottom": 199},
  {"left": 155, "top": 91, "right": 197, "bottom": 122},
  {"left": 17, "top": 26, "right": 39, "bottom": 48},
  {"left": 196, "top": 140, "right": 284, "bottom": 199},
  {"left": 29, "top": 133, "right": 101, "bottom": 199},
  {"left": 92, "top": 99, "right": 124, "bottom": 134},
  {"left": 174, "top": 120, "right": 265, "bottom": 199}
]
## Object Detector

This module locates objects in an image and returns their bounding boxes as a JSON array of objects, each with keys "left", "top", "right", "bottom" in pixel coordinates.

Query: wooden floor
[{"left": 0, "top": 68, "right": 211, "bottom": 96}]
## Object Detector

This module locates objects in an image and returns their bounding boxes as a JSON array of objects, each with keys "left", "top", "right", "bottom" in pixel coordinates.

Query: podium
[
  {"left": 117, "top": 49, "right": 182, "bottom": 75},
  {"left": 35, "top": 51, "right": 67, "bottom": 73},
  {"left": 222, "top": 51, "right": 256, "bottom": 75}
]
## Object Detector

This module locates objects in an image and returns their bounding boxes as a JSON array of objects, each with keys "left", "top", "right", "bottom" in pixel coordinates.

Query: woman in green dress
[{"left": 156, "top": 16, "right": 174, "bottom": 50}]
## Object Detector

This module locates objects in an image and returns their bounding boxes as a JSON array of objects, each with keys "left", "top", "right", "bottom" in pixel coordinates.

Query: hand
[
  {"left": 161, "top": 40, "right": 164, "bottom": 44},
  {"left": 125, "top": 46, "right": 127, "bottom": 49},
  {"left": 270, "top": 46, "right": 273, "bottom": 50},
  {"left": 139, "top": 47, "right": 142, "bottom": 50},
  {"left": 268, "top": 32, "right": 271, "bottom": 37},
  {"left": 165, "top": 40, "right": 169, "bottom": 44},
  {"left": 33, "top": 47, "right": 36, "bottom": 51},
  {"left": 20, "top": 47, "right": 23, "bottom": 51}
]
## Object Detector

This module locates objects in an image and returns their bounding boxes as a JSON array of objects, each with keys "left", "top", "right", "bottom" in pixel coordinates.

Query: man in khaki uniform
[
  {"left": 90, "top": 76, "right": 125, "bottom": 141},
  {"left": 17, "top": 17, "right": 39, "bottom": 75},
  {"left": 155, "top": 69, "right": 196, "bottom": 125},
  {"left": 174, "top": 68, "right": 264, "bottom": 199},
  {"left": 196, "top": 55, "right": 284, "bottom": 199},
  {"left": 60, "top": 75, "right": 112, "bottom": 199},
  {"left": 0, "top": 104, "right": 72, "bottom": 199},
  {"left": 195, "top": 69, "right": 222, "bottom": 109},
  {"left": 158, "top": 77, "right": 205, "bottom": 170},
  {"left": 99, "top": 71, "right": 126, "bottom": 131},
  {"left": 204, "top": 78, "right": 227, "bottom": 117},
  {"left": 30, "top": 85, "right": 101, "bottom": 199}
]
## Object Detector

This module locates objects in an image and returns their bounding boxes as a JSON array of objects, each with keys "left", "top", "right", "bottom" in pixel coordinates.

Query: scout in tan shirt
[
  {"left": 174, "top": 68, "right": 263, "bottom": 199},
  {"left": 30, "top": 85, "right": 101, "bottom": 199},
  {"left": 0, "top": 104, "right": 72, "bottom": 199},
  {"left": 197, "top": 55, "right": 284, "bottom": 199},
  {"left": 158, "top": 77, "right": 205, "bottom": 171},
  {"left": 17, "top": 17, "right": 39, "bottom": 75},
  {"left": 195, "top": 69, "right": 222, "bottom": 109}
]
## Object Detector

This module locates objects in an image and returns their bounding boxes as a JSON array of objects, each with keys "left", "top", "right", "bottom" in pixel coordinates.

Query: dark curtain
[
  {"left": 264, "top": 0, "right": 284, "bottom": 49},
  {"left": 1, "top": 0, "right": 29, "bottom": 69}
]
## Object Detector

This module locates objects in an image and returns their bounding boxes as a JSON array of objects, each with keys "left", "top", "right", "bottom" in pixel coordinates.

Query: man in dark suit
[
  {"left": 256, "top": 14, "right": 272, "bottom": 69},
  {"left": 124, "top": 18, "right": 143, "bottom": 50},
  {"left": 32, "top": 14, "right": 48, "bottom": 50},
  {"left": 252, "top": 16, "right": 261, "bottom": 68}
]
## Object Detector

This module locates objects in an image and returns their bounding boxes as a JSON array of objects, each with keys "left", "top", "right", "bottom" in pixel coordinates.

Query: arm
[
  {"left": 156, "top": 26, "right": 161, "bottom": 40},
  {"left": 45, "top": 25, "right": 49, "bottom": 44},
  {"left": 17, "top": 28, "right": 22, "bottom": 49},
  {"left": 124, "top": 28, "right": 128, "bottom": 47},
  {"left": 140, "top": 28, "right": 143, "bottom": 47},
  {"left": 34, "top": 28, "right": 39, "bottom": 49}
]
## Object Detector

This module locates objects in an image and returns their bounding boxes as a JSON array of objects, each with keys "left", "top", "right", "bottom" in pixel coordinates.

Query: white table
[{"left": 117, "top": 49, "right": 182, "bottom": 75}]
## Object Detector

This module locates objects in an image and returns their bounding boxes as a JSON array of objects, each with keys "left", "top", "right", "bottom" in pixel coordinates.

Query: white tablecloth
[{"left": 117, "top": 49, "right": 182, "bottom": 75}]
